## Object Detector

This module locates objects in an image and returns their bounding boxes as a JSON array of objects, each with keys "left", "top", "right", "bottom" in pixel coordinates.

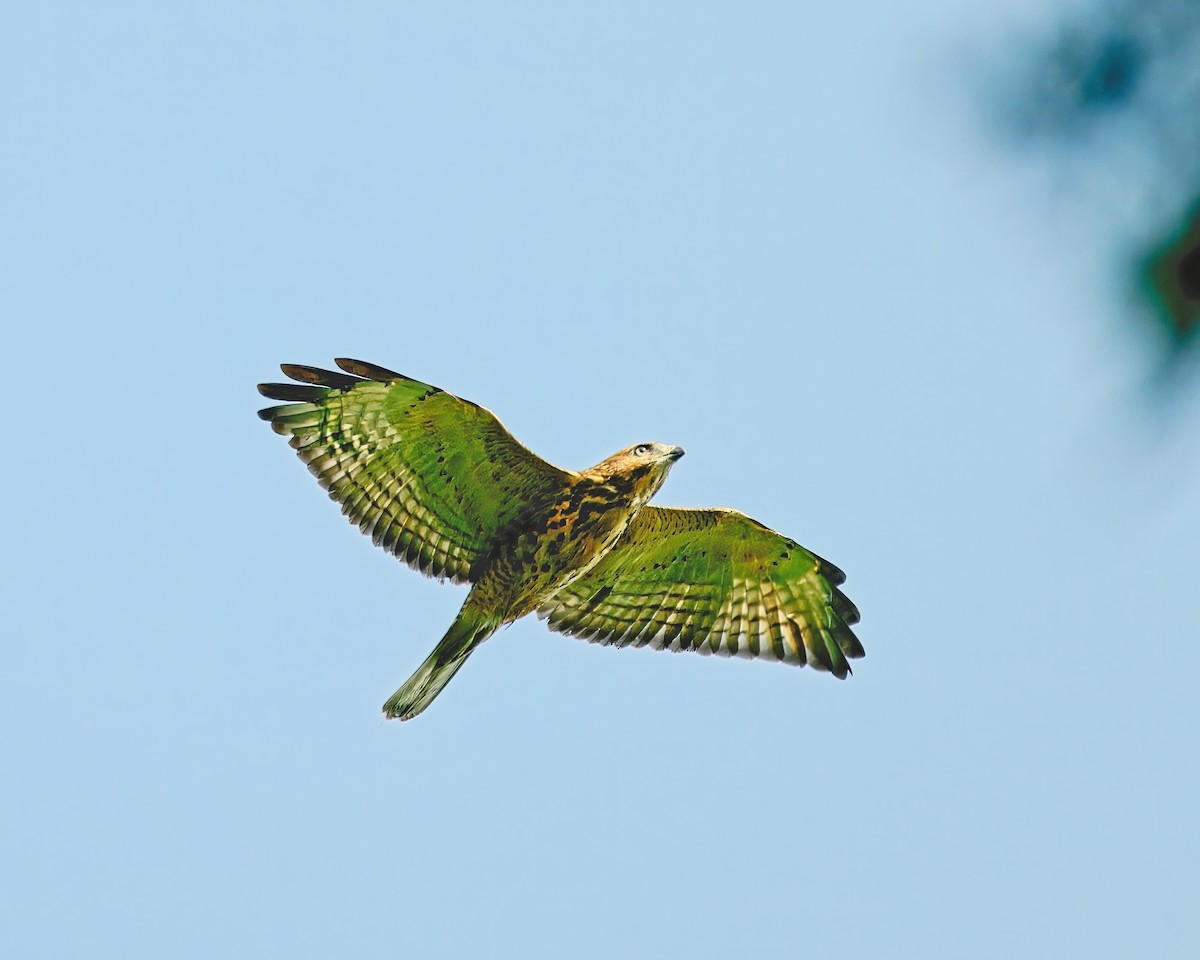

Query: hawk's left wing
[
  {"left": 257, "top": 358, "right": 573, "bottom": 583},
  {"left": 537, "top": 505, "right": 863, "bottom": 675}
]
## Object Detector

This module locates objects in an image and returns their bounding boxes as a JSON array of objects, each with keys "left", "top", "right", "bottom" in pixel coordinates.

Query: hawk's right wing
[
  {"left": 258, "top": 359, "right": 573, "bottom": 583},
  {"left": 538, "top": 505, "right": 863, "bottom": 675}
]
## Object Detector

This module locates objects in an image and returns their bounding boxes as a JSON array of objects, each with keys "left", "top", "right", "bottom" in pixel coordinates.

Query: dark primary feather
[
  {"left": 334, "top": 357, "right": 407, "bottom": 382},
  {"left": 279, "top": 363, "right": 364, "bottom": 390},
  {"left": 257, "top": 382, "right": 328, "bottom": 403}
]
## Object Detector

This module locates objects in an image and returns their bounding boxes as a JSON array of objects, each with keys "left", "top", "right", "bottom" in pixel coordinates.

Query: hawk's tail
[{"left": 382, "top": 609, "right": 500, "bottom": 721}]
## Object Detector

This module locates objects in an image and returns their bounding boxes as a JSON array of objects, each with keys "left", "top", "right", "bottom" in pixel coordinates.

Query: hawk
[{"left": 258, "top": 359, "right": 863, "bottom": 720}]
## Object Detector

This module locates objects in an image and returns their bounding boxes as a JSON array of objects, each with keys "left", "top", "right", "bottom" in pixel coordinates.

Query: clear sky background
[{"left": 4, "top": 3, "right": 1198, "bottom": 958}]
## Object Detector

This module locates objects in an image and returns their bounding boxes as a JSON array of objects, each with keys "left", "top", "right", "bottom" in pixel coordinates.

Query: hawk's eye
[{"left": 634, "top": 444, "right": 651, "bottom": 456}]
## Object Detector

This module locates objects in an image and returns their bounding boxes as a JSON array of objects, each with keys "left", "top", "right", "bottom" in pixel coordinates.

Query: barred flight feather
[
  {"left": 258, "top": 361, "right": 572, "bottom": 585},
  {"left": 538, "top": 505, "right": 862, "bottom": 675}
]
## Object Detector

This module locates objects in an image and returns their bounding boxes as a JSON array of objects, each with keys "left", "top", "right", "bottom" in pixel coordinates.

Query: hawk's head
[{"left": 583, "top": 442, "right": 686, "bottom": 504}]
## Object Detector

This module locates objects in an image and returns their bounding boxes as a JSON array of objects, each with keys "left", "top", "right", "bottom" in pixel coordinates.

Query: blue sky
[{"left": 4, "top": 3, "right": 1198, "bottom": 958}]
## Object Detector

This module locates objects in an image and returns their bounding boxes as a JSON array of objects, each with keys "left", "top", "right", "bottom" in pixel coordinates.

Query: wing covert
[
  {"left": 537, "top": 505, "right": 863, "bottom": 675},
  {"left": 258, "top": 358, "right": 573, "bottom": 582}
]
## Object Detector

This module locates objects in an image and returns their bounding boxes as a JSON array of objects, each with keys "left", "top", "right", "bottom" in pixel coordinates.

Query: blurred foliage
[
  {"left": 1141, "top": 199, "right": 1200, "bottom": 347},
  {"left": 992, "top": 0, "right": 1200, "bottom": 371},
  {"left": 1021, "top": 27, "right": 1143, "bottom": 134}
]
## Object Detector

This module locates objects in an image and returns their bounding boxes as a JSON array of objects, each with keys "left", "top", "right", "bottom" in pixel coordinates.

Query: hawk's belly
[{"left": 472, "top": 483, "right": 639, "bottom": 622}]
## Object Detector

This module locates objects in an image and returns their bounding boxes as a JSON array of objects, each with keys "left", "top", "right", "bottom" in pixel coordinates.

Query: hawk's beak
[{"left": 666, "top": 446, "right": 686, "bottom": 461}]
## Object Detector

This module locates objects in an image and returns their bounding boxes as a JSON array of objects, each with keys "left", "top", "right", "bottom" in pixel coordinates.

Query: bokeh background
[{"left": 4, "top": 3, "right": 1198, "bottom": 958}]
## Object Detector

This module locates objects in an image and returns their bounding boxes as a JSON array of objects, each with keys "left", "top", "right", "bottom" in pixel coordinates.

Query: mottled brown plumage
[{"left": 258, "top": 359, "right": 862, "bottom": 720}]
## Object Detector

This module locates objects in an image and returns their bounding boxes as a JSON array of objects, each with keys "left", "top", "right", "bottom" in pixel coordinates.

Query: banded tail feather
[{"left": 382, "top": 610, "right": 500, "bottom": 720}]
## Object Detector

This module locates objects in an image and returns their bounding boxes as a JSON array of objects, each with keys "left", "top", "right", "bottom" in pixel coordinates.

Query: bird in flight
[{"left": 258, "top": 359, "right": 863, "bottom": 720}]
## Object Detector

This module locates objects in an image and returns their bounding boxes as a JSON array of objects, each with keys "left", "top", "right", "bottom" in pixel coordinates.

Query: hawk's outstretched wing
[
  {"left": 258, "top": 359, "right": 573, "bottom": 583},
  {"left": 537, "top": 505, "right": 863, "bottom": 675}
]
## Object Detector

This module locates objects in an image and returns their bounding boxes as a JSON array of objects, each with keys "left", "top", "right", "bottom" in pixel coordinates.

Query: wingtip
[
  {"left": 256, "top": 403, "right": 292, "bottom": 420},
  {"left": 279, "top": 362, "right": 364, "bottom": 390},
  {"left": 258, "top": 382, "right": 327, "bottom": 402},
  {"left": 279, "top": 362, "right": 314, "bottom": 382},
  {"left": 335, "top": 358, "right": 405, "bottom": 382}
]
